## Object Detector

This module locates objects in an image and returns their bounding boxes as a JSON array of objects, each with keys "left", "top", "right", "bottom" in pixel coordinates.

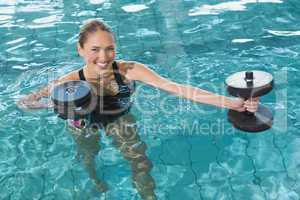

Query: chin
[{"left": 97, "top": 65, "right": 109, "bottom": 70}]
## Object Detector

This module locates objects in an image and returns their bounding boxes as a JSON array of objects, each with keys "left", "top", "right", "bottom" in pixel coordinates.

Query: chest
[{"left": 89, "top": 78, "right": 120, "bottom": 96}]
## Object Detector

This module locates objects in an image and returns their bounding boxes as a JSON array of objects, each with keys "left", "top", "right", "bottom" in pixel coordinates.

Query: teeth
[{"left": 97, "top": 62, "right": 108, "bottom": 67}]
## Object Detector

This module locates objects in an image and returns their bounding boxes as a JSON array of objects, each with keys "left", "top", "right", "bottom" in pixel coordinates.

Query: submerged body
[{"left": 57, "top": 60, "right": 157, "bottom": 199}]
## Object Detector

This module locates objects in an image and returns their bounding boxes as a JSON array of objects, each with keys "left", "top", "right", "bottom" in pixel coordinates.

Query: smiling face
[{"left": 78, "top": 30, "right": 116, "bottom": 73}]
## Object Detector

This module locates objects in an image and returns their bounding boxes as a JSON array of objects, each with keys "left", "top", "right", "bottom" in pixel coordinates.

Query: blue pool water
[{"left": 1, "top": 0, "right": 300, "bottom": 199}]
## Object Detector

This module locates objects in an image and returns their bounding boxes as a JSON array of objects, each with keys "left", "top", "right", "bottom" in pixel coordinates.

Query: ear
[{"left": 77, "top": 43, "right": 84, "bottom": 57}]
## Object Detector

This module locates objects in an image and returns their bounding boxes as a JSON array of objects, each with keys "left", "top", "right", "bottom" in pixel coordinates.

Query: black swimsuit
[{"left": 78, "top": 61, "right": 134, "bottom": 126}]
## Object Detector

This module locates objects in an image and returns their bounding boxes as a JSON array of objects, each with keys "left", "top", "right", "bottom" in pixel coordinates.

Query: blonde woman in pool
[{"left": 18, "top": 19, "right": 259, "bottom": 200}]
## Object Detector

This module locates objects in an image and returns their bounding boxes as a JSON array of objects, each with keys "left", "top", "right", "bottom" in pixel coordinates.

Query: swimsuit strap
[
  {"left": 78, "top": 68, "right": 86, "bottom": 81},
  {"left": 112, "top": 61, "right": 125, "bottom": 86},
  {"left": 79, "top": 63, "right": 126, "bottom": 86}
]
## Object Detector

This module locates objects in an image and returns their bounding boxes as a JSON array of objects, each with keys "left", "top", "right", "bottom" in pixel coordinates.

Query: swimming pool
[{"left": 1, "top": 0, "right": 300, "bottom": 199}]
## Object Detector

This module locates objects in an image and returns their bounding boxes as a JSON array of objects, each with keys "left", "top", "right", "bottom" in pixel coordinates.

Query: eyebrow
[{"left": 91, "top": 45, "right": 114, "bottom": 48}]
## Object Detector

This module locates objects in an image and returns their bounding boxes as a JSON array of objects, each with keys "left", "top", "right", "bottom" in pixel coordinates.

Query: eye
[
  {"left": 105, "top": 47, "right": 115, "bottom": 52},
  {"left": 91, "top": 48, "right": 100, "bottom": 52}
]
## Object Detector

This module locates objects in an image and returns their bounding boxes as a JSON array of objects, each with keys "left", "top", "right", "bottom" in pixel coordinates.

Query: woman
[{"left": 17, "top": 19, "right": 258, "bottom": 200}]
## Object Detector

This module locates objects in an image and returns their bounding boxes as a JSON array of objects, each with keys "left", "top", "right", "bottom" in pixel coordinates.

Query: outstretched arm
[
  {"left": 125, "top": 62, "right": 258, "bottom": 112},
  {"left": 17, "top": 71, "right": 79, "bottom": 110}
]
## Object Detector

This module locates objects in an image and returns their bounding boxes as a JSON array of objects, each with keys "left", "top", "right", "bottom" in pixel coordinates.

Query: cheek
[
  {"left": 83, "top": 50, "right": 116, "bottom": 62},
  {"left": 85, "top": 52, "right": 97, "bottom": 62},
  {"left": 110, "top": 51, "right": 116, "bottom": 59}
]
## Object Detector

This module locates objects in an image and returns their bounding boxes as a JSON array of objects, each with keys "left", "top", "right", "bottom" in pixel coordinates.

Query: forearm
[
  {"left": 17, "top": 81, "right": 59, "bottom": 110},
  {"left": 189, "top": 86, "right": 234, "bottom": 109},
  {"left": 28, "top": 80, "right": 58, "bottom": 100},
  {"left": 168, "top": 83, "right": 235, "bottom": 109},
  {"left": 30, "top": 86, "right": 50, "bottom": 99},
  {"left": 127, "top": 63, "right": 237, "bottom": 110},
  {"left": 17, "top": 70, "right": 77, "bottom": 110}
]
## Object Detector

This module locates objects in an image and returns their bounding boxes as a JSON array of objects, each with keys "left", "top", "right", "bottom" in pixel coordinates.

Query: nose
[{"left": 98, "top": 49, "right": 108, "bottom": 62}]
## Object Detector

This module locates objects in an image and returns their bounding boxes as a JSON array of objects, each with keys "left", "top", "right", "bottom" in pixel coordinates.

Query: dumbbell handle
[{"left": 244, "top": 71, "right": 255, "bottom": 115}]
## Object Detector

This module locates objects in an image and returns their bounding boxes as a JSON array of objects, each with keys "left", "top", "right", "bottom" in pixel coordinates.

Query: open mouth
[{"left": 96, "top": 62, "right": 109, "bottom": 69}]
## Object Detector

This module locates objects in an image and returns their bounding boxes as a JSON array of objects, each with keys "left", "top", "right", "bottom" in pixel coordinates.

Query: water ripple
[
  {"left": 136, "top": 28, "right": 160, "bottom": 37},
  {"left": 6, "top": 42, "right": 28, "bottom": 53},
  {"left": 0, "top": 15, "right": 12, "bottom": 21},
  {"left": 121, "top": 4, "right": 149, "bottom": 13},
  {"left": 33, "top": 15, "right": 63, "bottom": 24},
  {"left": 0, "top": 0, "right": 16, "bottom": 5},
  {"left": 189, "top": 0, "right": 283, "bottom": 16},
  {"left": 267, "top": 30, "right": 300, "bottom": 36},
  {"left": 17, "top": 3, "right": 59, "bottom": 13},
  {"left": 6, "top": 37, "right": 26, "bottom": 45},
  {"left": 0, "top": 6, "right": 15, "bottom": 14},
  {"left": 88, "top": 0, "right": 106, "bottom": 4},
  {"left": 76, "top": 10, "right": 96, "bottom": 17},
  {"left": 232, "top": 38, "right": 254, "bottom": 43}
]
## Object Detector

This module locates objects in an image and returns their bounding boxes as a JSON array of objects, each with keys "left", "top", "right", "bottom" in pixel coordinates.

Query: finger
[
  {"left": 246, "top": 107, "right": 258, "bottom": 112},
  {"left": 246, "top": 99, "right": 259, "bottom": 105},
  {"left": 249, "top": 97, "right": 259, "bottom": 101},
  {"left": 244, "top": 102, "right": 253, "bottom": 108},
  {"left": 243, "top": 103, "right": 258, "bottom": 111},
  {"left": 18, "top": 100, "right": 27, "bottom": 108},
  {"left": 244, "top": 102, "right": 258, "bottom": 108},
  {"left": 244, "top": 100, "right": 259, "bottom": 107},
  {"left": 239, "top": 107, "right": 246, "bottom": 112},
  {"left": 246, "top": 107, "right": 257, "bottom": 112},
  {"left": 246, "top": 103, "right": 258, "bottom": 110}
]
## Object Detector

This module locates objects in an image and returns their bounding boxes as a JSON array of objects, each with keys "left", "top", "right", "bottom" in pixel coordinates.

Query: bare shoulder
[
  {"left": 117, "top": 60, "right": 136, "bottom": 72},
  {"left": 117, "top": 60, "right": 164, "bottom": 83},
  {"left": 116, "top": 61, "right": 174, "bottom": 90},
  {"left": 116, "top": 60, "right": 141, "bottom": 80}
]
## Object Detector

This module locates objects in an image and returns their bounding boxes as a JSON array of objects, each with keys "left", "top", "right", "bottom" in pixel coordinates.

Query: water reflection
[
  {"left": 121, "top": 4, "right": 149, "bottom": 13},
  {"left": 232, "top": 38, "right": 254, "bottom": 43},
  {"left": 33, "top": 15, "right": 63, "bottom": 24},
  {"left": 0, "top": 15, "right": 12, "bottom": 21},
  {"left": 189, "top": 0, "right": 283, "bottom": 16},
  {"left": 89, "top": 0, "right": 106, "bottom": 5},
  {"left": 267, "top": 30, "right": 300, "bottom": 36},
  {"left": 0, "top": 0, "right": 16, "bottom": 6}
]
